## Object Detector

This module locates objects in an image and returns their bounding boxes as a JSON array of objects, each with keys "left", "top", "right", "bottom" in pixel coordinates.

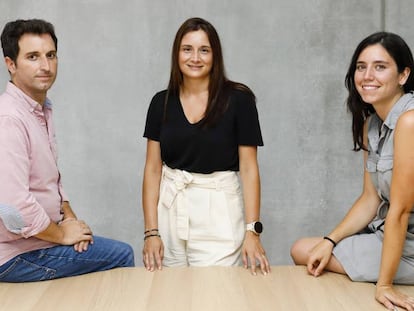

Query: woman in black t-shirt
[{"left": 142, "top": 17, "right": 270, "bottom": 275}]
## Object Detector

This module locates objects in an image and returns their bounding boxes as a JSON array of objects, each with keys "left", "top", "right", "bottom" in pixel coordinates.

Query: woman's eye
[
  {"left": 375, "top": 64, "right": 386, "bottom": 71},
  {"left": 356, "top": 64, "right": 365, "bottom": 71}
]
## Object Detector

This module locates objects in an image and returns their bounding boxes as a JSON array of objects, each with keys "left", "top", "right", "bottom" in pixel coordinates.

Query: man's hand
[
  {"left": 35, "top": 218, "right": 93, "bottom": 252},
  {"left": 59, "top": 218, "right": 94, "bottom": 252}
]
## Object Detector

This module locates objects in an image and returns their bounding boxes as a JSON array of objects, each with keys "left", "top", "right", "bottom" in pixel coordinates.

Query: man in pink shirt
[{"left": 0, "top": 19, "right": 134, "bottom": 282}]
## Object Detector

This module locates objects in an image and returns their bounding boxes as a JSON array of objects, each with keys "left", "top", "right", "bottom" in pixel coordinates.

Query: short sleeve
[
  {"left": 235, "top": 91, "right": 264, "bottom": 146},
  {"left": 143, "top": 91, "right": 166, "bottom": 141}
]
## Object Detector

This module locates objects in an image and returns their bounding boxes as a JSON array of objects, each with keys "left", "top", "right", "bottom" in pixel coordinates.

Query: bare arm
[
  {"left": 239, "top": 145, "right": 270, "bottom": 275},
  {"left": 34, "top": 218, "right": 93, "bottom": 246},
  {"left": 142, "top": 139, "right": 164, "bottom": 271},
  {"left": 58, "top": 201, "right": 94, "bottom": 252},
  {"left": 326, "top": 165, "right": 380, "bottom": 243},
  {"left": 307, "top": 120, "right": 380, "bottom": 276},
  {"left": 375, "top": 111, "right": 414, "bottom": 311},
  {"left": 60, "top": 201, "right": 77, "bottom": 220}
]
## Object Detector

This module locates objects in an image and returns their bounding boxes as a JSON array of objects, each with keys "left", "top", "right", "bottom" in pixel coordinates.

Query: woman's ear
[{"left": 399, "top": 67, "right": 411, "bottom": 86}]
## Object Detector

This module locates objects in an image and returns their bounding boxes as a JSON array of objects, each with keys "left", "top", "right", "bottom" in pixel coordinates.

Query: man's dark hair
[{"left": 1, "top": 19, "right": 58, "bottom": 63}]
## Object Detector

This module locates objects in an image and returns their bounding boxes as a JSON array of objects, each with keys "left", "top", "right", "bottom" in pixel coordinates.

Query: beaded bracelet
[
  {"left": 144, "top": 228, "right": 159, "bottom": 234},
  {"left": 144, "top": 233, "right": 161, "bottom": 241},
  {"left": 323, "top": 236, "right": 337, "bottom": 247}
]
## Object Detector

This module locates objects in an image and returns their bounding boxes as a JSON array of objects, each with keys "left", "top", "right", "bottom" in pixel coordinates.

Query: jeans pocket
[{"left": 0, "top": 256, "right": 56, "bottom": 282}]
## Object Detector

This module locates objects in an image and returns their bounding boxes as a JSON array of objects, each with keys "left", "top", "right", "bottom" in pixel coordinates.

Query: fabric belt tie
[{"left": 160, "top": 166, "right": 238, "bottom": 240}]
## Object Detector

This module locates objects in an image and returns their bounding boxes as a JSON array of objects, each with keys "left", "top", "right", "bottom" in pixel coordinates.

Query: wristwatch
[{"left": 246, "top": 221, "right": 263, "bottom": 235}]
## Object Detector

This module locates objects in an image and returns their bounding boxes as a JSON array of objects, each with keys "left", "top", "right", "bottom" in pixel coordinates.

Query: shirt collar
[{"left": 5, "top": 81, "right": 52, "bottom": 113}]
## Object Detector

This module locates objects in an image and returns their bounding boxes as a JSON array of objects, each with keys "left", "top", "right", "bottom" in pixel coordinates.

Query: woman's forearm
[{"left": 377, "top": 211, "right": 410, "bottom": 286}]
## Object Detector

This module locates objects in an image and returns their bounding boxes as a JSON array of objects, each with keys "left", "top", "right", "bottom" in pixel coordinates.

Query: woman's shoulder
[
  {"left": 395, "top": 93, "right": 414, "bottom": 128},
  {"left": 396, "top": 109, "right": 414, "bottom": 130},
  {"left": 225, "top": 81, "right": 256, "bottom": 105},
  {"left": 151, "top": 89, "right": 168, "bottom": 102}
]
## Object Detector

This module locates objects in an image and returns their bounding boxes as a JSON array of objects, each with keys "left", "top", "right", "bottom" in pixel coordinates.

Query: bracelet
[
  {"left": 144, "top": 228, "right": 159, "bottom": 234},
  {"left": 323, "top": 236, "right": 337, "bottom": 247},
  {"left": 144, "top": 234, "right": 161, "bottom": 241}
]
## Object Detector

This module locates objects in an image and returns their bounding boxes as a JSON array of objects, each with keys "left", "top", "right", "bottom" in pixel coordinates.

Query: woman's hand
[
  {"left": 242, "top": 231, "right": 270, "bottom": 275},
  {"left": 143, "top": 236, "right": 164, "bottom": 272},
  {"left": 376, "top": 284, "right": 414, "bottom": 311},
  {"left": 306, "top": 239, "right": 334, "bottom": 277}
]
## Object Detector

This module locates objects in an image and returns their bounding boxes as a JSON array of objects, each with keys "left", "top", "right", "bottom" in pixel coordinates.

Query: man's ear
[{"left": 4, "top": 57, "right": 16, "bottom": 74}]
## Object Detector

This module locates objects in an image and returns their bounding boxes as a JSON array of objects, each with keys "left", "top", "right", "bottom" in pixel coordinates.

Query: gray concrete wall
[{"left": 0, "top": 0, "right": 412, "bottom": 265}]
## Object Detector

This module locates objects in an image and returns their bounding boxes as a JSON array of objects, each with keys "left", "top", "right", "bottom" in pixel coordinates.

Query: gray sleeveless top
[{"left": 366, "top": 92, "right": 414, "bottom": 239}]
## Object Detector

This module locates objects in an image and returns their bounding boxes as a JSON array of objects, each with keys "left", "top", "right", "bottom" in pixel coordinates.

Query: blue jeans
[{"left": 0, "top": 236, "right": 135, "bottom": 282}]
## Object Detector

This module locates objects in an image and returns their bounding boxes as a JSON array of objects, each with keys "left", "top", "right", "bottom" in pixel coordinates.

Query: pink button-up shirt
[{"left": 0, "top": 82, "right": 68, "bottom": 265}]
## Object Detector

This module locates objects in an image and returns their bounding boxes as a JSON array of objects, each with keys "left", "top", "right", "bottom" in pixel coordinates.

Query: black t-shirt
[{"left": 143, "top": 88, "right": 263, "bottom": 174}]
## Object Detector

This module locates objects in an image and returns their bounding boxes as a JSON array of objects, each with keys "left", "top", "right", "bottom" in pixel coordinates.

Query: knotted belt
[{"left": 160, "top": 165, "right": 239, "bottom": 240}]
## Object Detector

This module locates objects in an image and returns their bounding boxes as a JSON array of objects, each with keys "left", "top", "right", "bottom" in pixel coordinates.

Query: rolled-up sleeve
[{"left": 0, "top": 116, "right": 50, "bottom": 238}]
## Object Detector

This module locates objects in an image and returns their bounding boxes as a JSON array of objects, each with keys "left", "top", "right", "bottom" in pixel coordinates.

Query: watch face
[{"left": 254, "top": 222, "right": 263, "bottom": 234}]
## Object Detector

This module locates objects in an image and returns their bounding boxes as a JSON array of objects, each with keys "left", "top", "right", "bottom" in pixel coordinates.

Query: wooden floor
[{"left": 1, "top": 265, "right": 413, "bottom": 310}]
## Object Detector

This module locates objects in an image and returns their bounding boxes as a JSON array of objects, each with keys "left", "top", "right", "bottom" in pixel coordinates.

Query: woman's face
[
  {"left": 354, "top": 44, "right": 409, "bottom": 107},
  {"left": 178, "top": 30, "right": 213, "bottom": 82}
]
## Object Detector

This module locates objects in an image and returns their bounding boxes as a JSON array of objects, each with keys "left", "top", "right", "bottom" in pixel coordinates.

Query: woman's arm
[
  {"left": 239, "top": 145, "right": 270, "bottom": 275},
  {"left": 307, "top": 120, "right": 381, "bottom": 276},
  {"left": 325, "top": 166, "right": 380, "bottom": 243},
  {"left": 142, "top": 139, "right": 164, "bottom": 271},
  {"left": 307, "top": 167, "right": 380, "bottom": 276},
  {"left": 375, "top": 111, "right": 414, "bottom": 311}
]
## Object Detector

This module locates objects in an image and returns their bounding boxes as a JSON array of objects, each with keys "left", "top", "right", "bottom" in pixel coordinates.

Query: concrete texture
[{"left": 0, "top": 0, "right": 411, "bottom": 265}]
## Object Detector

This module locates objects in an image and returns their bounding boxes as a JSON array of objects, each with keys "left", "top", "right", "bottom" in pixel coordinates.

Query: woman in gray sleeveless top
[{"left": 290, "top": 32, "right": 414, "bottom": 310}]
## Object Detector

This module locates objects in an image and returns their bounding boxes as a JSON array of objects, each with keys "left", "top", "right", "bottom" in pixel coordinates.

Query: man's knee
[
  {"left": 91, "top": 236, "right": 135, "bottom": 267},
  {"left": 119, "top": 243, "right": 135, "bottom": 267}
]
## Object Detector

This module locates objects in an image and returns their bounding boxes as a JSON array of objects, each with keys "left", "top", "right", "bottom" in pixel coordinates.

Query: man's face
[{"left": 6, "top": 33, "right": 57, "bottom": 103}]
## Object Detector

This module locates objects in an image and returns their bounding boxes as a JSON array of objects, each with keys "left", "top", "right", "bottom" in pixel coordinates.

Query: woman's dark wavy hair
[
  {"left": 345, "top": 31, "right": 414, "bottom": 151},
  {"left": 165, "top": 17, "right": 254, "bottom": 127}
]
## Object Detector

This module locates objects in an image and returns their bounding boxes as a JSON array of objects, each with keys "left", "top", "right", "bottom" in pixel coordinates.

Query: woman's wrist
[
  {"left": 323, "top": 236, "right": 337, "bottom": 247},
  {"left": 144, "top": 228, "right": 161, "bottom": 241},
  {"left": 144, "top": 228, "right": 159, "bottom": 234}
]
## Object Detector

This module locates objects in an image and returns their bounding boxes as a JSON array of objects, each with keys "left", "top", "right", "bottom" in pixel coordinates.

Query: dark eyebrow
[
  {"left": 356, "top": 60, "right": 390, "bottom": 64},
  {"left": 180, "top": 44, "right": 211, "bottom": 49},
  {"left": 24, "top": 49, "right": 56, "bottom": 56}
]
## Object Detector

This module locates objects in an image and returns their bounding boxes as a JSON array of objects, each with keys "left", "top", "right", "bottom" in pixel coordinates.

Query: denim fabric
[{"left": 0, "top": 236, "right": 134, "bottom": 282}]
